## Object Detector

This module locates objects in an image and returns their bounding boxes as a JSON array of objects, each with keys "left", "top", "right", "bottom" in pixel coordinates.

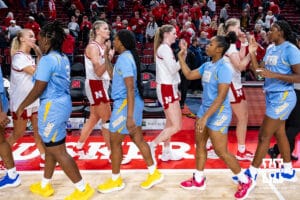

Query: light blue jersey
[
  {"left": 34, "top": 51, "right": 72, "bottom": 143},
  {"left": 197, "top": 58, "right": 232, "bottom": 134},
  {"left": 0, "top": 67, "right": 8, "bottom": 113},
  {"left": 111, "top": 50, "right": 140, "bottom": 100},
  {"left": 109, "top": 50, "right": 144, "bottom": 134},
  {"left": 263, "top": 41, "right": 300, "bottom": 92},
  {"left": 263, "top": 42, "right": 300, "bottom": 120}
]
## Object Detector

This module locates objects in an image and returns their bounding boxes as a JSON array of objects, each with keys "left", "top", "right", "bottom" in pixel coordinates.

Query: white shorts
[
  {"left": 156, "top": 83, "right": 179, "bottom": 109},
  {"left": 229, "top": 83, "right": 246, "bottom": 104},
  {"left": 12, "top": 106, "right": 38, "bottom": 120},
  {"left": 85, "top": 79, "right": 110, "bottom": 106}
]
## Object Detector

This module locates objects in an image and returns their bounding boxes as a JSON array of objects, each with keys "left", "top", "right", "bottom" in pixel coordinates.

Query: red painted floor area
[{"left": 8, "top": 128, "right": 300, "bottom": 171}]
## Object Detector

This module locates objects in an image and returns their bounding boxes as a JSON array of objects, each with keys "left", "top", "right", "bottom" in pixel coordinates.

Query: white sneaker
[
  {"left": 160, "top": 150, "right": 183, "bottom": 162},
  {"left": 207, "top": 147, "right": 219, "bottom": 159}
]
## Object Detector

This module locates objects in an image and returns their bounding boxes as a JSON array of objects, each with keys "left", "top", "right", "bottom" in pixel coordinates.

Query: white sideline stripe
[{"left": 267, "top": 181, "right": 285, "bottom": 200}]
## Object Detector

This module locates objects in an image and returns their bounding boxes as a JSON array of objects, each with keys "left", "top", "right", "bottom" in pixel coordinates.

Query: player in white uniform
[
  {"left": 149, "top": 24, "right": 186, "bottom": 162},
  {"left": 72, "top": 20, "right": 132, "bottom": 164},
  {"left": 7, "top": 29, "right": 45, "bottom": 167},
  {"left": 211, "top": 18, "right": 254, "bottom": 161}
]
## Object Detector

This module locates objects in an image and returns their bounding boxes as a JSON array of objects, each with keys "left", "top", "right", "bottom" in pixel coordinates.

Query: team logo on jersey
[{"left": 265, "top": 55, "right": 278, "bottom": 66}]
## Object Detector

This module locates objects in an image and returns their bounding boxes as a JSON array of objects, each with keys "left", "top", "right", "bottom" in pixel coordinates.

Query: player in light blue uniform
[
  {"left": 179, "top": 35, "right": 254, "bottom": 200},
  {"left": 34, "top": 51, "right": 72, "bottom": 143},
  {"left": 98, "top": 30, "right": 163, "bottom": 194},
  {"left": 109, "top": 50, "right": 144, "bottom": 134},
  {"left": 196, "top": 60, "right": 232, "bottom": 133},
  {"left": 247, "top": 20, "right": 300, "bottom": 185},
  {"left": 16, "top": 21, "right": 94, "bottom": 200},
  {"left": 0, "top": 67, "right": 21, "bottom": 189}
]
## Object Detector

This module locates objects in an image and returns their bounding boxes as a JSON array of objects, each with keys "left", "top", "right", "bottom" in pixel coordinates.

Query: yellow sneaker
[
  {"left": 30, "top": 182, "right": 54, "bottom": 197},
  {"left": 140, "top": 169, "right": 164, "bottom": 189},
  {"left": 64, "top": 183, "right": 94, "bottom": 200},
  {"left": 97, "top": 177, "right": 125, "bottom": 193}
]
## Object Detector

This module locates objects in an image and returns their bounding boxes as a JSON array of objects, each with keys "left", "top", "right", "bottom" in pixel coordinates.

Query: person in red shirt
[
  {"left": 269, "top": 1, "right": 280, "bottom": 17},
  {"left": 130, "top": 11, "right": 145, "bottom": 43},
  {"left": 48, "top": 0, "right": 56, "bottom": 20},
  {"left": 24, "top": 16, "right": 40, "bottom": 40},
  {"left": 190, "top": 2, "right": 202, "bottom": 30},
  {"left": 3, "top": 12, "right": 14, "bottom": 28},
  {"left": 62, "top": 29, "right": 75, "bottom": 65},
  {"left": 80, "top": 15, "right": 92, "bottom": 46}
]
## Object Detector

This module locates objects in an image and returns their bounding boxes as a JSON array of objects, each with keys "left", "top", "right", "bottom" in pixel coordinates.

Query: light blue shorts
[
  {"left": 197, "top": 105, "right": 232, "bottom": 134},
  {"left": 109, "top": 96, "right": 144, "bottom": 134},
  {"left": 38, "top": 96, "right": 72, "bottom": 143},
  {"left": 265, "top": 90, "right": 296, "bottom": 120}
]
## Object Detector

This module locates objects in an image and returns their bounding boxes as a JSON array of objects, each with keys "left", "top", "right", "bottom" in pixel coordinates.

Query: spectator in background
[
  {"left": 269, "top": 1, "right": 280, "bottom": 18},
  {"left": 4, "top": 12, "right": 14, "bottom": 28},
  {"left": 130, "top": 11, "right": 145, "bottom": 43},
  {"left": 202, "top": 11, "right": 212, "bottom": 26},
  {"left": 207, "top": 0, "right": 216, "bottom": 17},
  {"left": 145, "top": 15, "right": 158, "bottom": 43},
  {"left": 7, "top": 20, "right": 21, "bottom": 42},
  {"left": 67, "top": 4, "right": 77, "bottom": 19},
  {"left": 220, "top": 3, "right": 230, "bottom": 23},
  {"left": 62, "top": 29, "right": 75, "bottom": 65},
  {"left": 80, "top": 15, "right": 92, "bottom": 46},
  {"left": 112, "top": 15, "right": 123, "bottom": 36},
  {"left": 68, "top": 16, "right": 80, "bottom": 41},
  {"left": 240, "top": 9, "right": 250, "bottom": 31},
  {"left": 199, "top": 31, "right": 210, "bottom": 51},
  {"left": 253, "top": 6, "right": 265, "bottom": 22},
  {"left": 265, "top": 10, "right": 277, "bottom": 32},
  {"left": 122, "top": 19, "right": 131, "bottom": 31},
  {"left": 29, "top": 0, "right": 38, "bottom": 15},
  {"left": 24, "top": 16, "right": 41, "bottom": 40},
  {"left": 36, "top": 12, "right": 46, "bottom": 27},
  {"left": 48, "top": 0, "right": 56, "bottom": 20}
]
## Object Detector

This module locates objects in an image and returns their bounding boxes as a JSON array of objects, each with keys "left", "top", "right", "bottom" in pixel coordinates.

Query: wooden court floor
[{"left": 1, "top": 169, "right": 299, "bottom": 200}]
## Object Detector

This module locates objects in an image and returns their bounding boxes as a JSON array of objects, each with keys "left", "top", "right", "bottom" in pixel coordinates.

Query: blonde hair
[
  {"left": 217, "top": 18, "right": 240, "bottom": 36},
  {"left": 153, "top": 24, "right": 174, "bottom": 57},
  {"left": 89, "top": 20, "right": 108, "bottom": 41},
  {"left": 10, "top": 28, "right": 31, "bottom": 56}
]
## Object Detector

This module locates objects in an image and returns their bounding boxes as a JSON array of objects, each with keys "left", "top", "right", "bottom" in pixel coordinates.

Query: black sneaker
[{"left": 268, "top": 147, "right": 279, "bottom": 159}]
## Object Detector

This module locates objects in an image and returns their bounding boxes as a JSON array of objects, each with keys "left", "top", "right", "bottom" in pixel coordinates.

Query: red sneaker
[
  {"left": 236, "top": 150, "right": 254, "bottom": 161},
  {"left": 180, "top": 175, "right": 206, "bottom": 190},
  {"left": 234, "top": 177, "right": 254, "bottom": 200}
]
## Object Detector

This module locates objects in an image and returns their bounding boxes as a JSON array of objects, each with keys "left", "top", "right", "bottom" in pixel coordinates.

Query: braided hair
[
  {"left": 116, "top": 29, "right": 143, "bottom": 97},
  {"left": 273, "top": 20, "right": 298, "bottom": 47},
  {"left": 40, "top": 20, "right": 66, "bottom": 54}
]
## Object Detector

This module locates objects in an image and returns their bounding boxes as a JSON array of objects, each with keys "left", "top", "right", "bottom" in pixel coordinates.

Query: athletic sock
[{"left": 75, "top": 179, "right": 86, "bottom": 192}]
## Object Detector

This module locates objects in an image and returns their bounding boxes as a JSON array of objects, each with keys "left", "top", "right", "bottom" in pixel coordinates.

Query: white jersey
[
  {"left": 155, "top": 43, "right": 181, "bottom": 85},
  {"left": 224, "top": 44, "right": 242, "bottom": 90},
  {"left": 84, "top": 41, "right": 110, "bottom": 80},
  {"left": 10, "top": 51, "right": 39, "bottom": 111}
]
